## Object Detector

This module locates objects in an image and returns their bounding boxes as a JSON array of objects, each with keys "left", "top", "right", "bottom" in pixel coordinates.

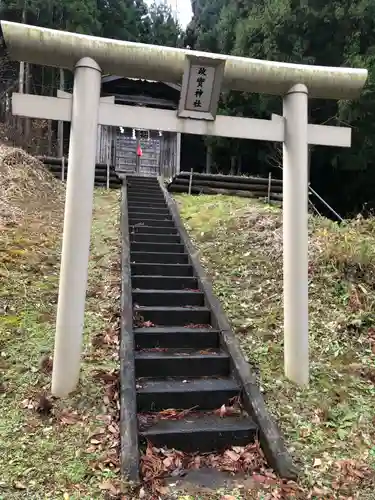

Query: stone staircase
[{"left": 126, "top": 175, "right": 258, "bottom": 452}]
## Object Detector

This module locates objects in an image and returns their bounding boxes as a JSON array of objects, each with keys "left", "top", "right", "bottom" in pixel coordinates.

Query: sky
[
  {"left": 147, "top": 0, "right": 193, "bottom": 28},
  {"left": 172, "top": 0, "right": 193, "bottom": 28}
]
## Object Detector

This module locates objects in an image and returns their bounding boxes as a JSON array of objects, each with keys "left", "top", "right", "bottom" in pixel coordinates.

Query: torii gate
[{"left": 0, "top": 21, "right": 367, "bottom": 397}]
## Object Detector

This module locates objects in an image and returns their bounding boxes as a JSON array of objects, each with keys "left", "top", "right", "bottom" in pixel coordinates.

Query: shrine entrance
[{"left": 1, "top": 20, "right": 367, "bottom": 396}]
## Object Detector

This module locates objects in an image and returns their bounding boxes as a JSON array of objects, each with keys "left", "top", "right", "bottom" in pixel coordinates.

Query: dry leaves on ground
[
  {"left": 0, "top": 144, "right": 64, "bottom": 226},
  {"left": 138, "top": 396, "right": 246, "bottom": 432},
  {"left": 140, "top": 440, "right": 306, "bottom": 497}
]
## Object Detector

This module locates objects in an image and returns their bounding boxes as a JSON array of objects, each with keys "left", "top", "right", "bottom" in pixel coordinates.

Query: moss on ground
[
  {"left": 2, "top": 180, "right": 374, "bottom": 499},
  {"left": 177, "top": 194, "right": 375, "bottom": 498},
  {"left": 0, "top": 189, "right": 121, "bottom": 499}
]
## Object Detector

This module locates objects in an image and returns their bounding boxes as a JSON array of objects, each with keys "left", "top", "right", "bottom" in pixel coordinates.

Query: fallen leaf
[
  {"left": 224, "top": 449, "right": 240, "bottom": 462},
  {"left": 141, "top": 320, "right": 155, "bottom": 327},
  {"left": 60, "top": 411, "right": 80, "bottom": 425},
  {"left": 140, "top": 439, "right": 267, "bottom": 491},
  {"left": 99, "top": 480, "right": 119, "bottom": 495},
  {"left": 14, "top": 481, "right": 27, "bottom": 490},
  {"left": 93, "top": 370, "right": 118, "bottom": 383},
  {"left": 163, "top": 457, "right": 174, "bottom": 468},
  {"left": 219, "top": 404, "right": 226, "bottom": 417},
  {"left": 139, "top": 487, "right": 146, "bottom": 498},
  {"left": 21, "top": 398, "right": 36, "bottom": 410}
]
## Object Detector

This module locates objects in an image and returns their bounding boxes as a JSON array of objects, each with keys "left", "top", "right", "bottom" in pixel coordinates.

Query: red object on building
[{"left": 137, "top": 143, "right": 143, "bottom": 157}]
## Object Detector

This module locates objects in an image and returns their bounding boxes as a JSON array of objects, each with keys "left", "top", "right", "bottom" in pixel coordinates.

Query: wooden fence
[
  {"left": 167, "top": 172, "right": 283, "bottom": 202},
  {"left": 37, "top": 156, "right": 122, "bottom": 189}
]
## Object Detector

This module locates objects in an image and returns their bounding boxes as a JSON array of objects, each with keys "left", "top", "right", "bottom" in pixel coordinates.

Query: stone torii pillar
[{"left": 52, "top": 57, "right": 101, "bottom": 397}]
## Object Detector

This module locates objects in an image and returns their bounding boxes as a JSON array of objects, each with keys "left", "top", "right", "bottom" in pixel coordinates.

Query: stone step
[
  {"left": 128, "top": 200, "right": 168, "bottom": 208},
  {"left": 131, "top": 251, "right": 189, "bottom": 265},
  {"left": 132, "top": 275, "right": 198, "bottom": 290},
  {"left": 134, "top": 327, "right": 219, "bottom": 350},
  {"left": 134, "top": 306, "right": 210, "bottom": 326},
  {"left": 133, "top": 289, "right": 204, "bottom": 307},
  {"left": 136, "top": 377, "right": 239, "bottom": 411},
  {"left": 128, "top": 192, "right": 165, "bottom": 201},
  {"left": 129, "top": 218, "right": 176, "bottom": 228},
  {"left": 130, "top": 233, "right": 181, "bottom": 244},
  {"left": 131, "top": 263, "right": 193, "bottom": 277},
  {"left": 140, "top": 413, "right": 257, "bottom": 453},
  {"left": 128, "top": 210, "right": 172, "bottom": 220},
  {"left": 130, "top": 242, "right": 185, "bottom": 254},
  {"left": 135, "top": 348, "right": 230, "bottom": 378},
  {"left": 130, "top": 225, "right": 178, "bottom": 235}
]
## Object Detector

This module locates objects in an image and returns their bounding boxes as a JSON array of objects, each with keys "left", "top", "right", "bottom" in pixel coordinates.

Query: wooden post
[
  {"left": 176, "top": 132, "right": 181, "bottom": 175},
  {"left": 188, "top": 168, "right": 193, "bottom": 195},
  {"left": 61, "top": 156, "right": 65, "bottom": 181},
  {"left": 267, "top": 172, "right": 272, "bottom": 203}
]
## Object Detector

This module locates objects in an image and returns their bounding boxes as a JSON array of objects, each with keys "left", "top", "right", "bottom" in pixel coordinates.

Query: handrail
[
  {"left": 308, "top": 183, "right": 343, "bottom": 222},
  {"left": 268, "top": 162, "right": 343, "bottom": 221}
]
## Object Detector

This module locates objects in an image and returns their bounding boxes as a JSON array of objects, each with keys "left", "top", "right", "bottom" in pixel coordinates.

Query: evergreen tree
[
  {"left": 186, "top": 0, "right": 375, "bottom": 215},
  {"left": 143, "top": 2, "right": 183, "bottom": 47}
]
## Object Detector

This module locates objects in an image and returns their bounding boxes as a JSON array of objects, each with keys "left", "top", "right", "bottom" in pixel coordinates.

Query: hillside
[
  {"left": 0, "top": 147, "right": 122, "bottom": 498},
  {"left": 1, "top": 143, "right": 374, "bottom": 497},
  {"left": 185, "top": 0, "right": 375, "bottom": 217},
  {"left": 177, "top": 193, "right": 375, "bottom": 498}
]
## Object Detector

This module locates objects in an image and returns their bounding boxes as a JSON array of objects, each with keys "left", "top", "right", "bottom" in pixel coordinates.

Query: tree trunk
[
  {"left": 24, "top": 62, "right": 31, "bottom": 145},
  {"left": 58, "top": 68, "right": 65, "bottom": 157},
  {"left": 237, "top": 154, "right": 242, "bottom": 175},
  {"left": 230, "top": 155, "right": 236, "bottom": 175},
  {"left": 18, "top": 0, "right": 27, "bottom": 141},
  {"left": 205, "top": 144, "right": 212, "bottom": 174},
  {"left": 47, "top": 68, "right": 55, "bottom": 155}
]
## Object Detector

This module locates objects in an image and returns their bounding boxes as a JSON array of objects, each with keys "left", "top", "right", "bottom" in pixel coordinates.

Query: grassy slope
[
  {"left": 2, "top": 180, "right": 374, "bottom": 499},
  {"left": 0, "top": 189, "right": 121, "bottom": 499},
  {"left": 177, "top": 194, "right": 375, "bottom": 497}
]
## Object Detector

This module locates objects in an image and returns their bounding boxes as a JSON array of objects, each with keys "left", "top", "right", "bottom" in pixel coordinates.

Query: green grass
[
  {"left": 2, "top": 181, "right": 374, "bottom": 498},
  {"left": 0, "top": 189, "right": 121, "bottom": 499},
  {"left": 176, "top": 194, "right": 375, "bottom": 498}
]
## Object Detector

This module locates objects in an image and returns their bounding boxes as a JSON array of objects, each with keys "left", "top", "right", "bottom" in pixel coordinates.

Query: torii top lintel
[{"left": 0, "top": 21, "right": 368, "bottom": 100}]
